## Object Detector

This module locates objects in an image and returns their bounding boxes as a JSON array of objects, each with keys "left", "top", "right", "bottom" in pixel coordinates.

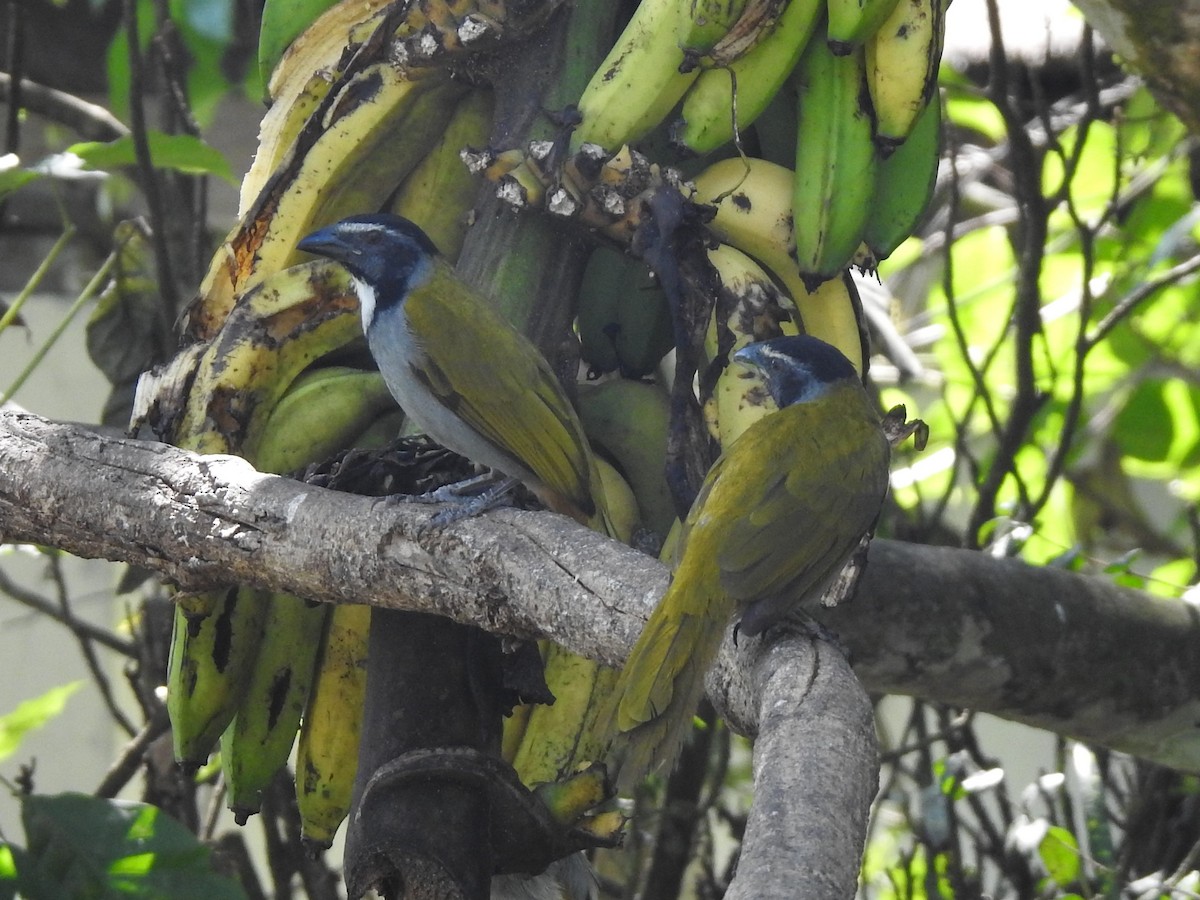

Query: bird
[
  {"left": 297, "top": 213, "right": 608, "bottom": 528},
  {"left": 604, "top": 334, "right": 891, "bottom": 789},
  {"left": 300, "top": 214, "right": 613, "bottom": 899}
]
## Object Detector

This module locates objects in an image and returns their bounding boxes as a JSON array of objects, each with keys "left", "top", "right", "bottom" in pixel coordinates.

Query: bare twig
[
  {"left": 0, "top": 563, "right": 135, "bottom": 655},
  {"left": 47, "top": 553, "right": 138, "bottom": 736},
  {"left": 0, "top": 73, "right": 127, "bottom": 142}
]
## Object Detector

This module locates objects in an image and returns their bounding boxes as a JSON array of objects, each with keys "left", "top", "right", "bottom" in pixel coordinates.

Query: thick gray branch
[{"left": 2, "top": 409, "right": 1199, "bottom": 775}]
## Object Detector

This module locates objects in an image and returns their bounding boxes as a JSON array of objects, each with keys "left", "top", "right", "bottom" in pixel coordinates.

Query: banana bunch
[
  {"left": 690, "top": 156, "right": 868, "bottom": 374},
  {"left": 156, "top": 0, "right": 503, "bottom": 840}
]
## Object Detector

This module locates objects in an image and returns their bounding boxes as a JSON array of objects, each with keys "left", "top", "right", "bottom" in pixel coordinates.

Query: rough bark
[
  {"left": 3, "top": 407, "right": 1199, "bottom": 777},
  {"left": 1071, "top": 0, "right": 1200, "bottom": 133}
]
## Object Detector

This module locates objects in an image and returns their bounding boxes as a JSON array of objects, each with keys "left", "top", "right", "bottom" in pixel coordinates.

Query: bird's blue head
[
  {"left": 297, "top": 213, "right": 440, "bottom": 329},
  {"left": 733, "top": 335, "right": 861, "bottom": 407}
]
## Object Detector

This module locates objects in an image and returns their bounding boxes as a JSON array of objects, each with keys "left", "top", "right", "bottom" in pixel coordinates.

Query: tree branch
[{"left": 2, "top": 408, "right": 1199, "bottom": 776}]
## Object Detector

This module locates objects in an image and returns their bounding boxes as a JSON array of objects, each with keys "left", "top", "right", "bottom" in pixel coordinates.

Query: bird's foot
[{"left": 383, "top": 471, "right": 520, "bottom": 526}]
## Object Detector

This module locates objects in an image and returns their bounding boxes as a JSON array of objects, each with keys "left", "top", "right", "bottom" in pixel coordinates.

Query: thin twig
[
  {"left": 95, "top": 707, "right": 171, "bottom": 798},
  {"left": 1087, "top": 252, "right": 1200, "bottom": 348},
  {"left": 0, "top": 563, "right": 135, "bottom": 655},
  {"left": 1, "top": 240, "right": 114, "bottom": 404},
  {"left": 0, "top": 73, "right": 128, "bottom": 142},
  {"left": 122, "top": 0, "right": 178, "bottom": 312},
  {"left": 47, "top": 553, "right": 138, "bottom": 736}
]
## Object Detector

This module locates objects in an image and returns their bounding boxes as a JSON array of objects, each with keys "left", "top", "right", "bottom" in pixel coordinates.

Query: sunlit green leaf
[
  {"left": 1039, "top": 826, "right": 1081, "bottom": 885},
  {"left": 0, "top": 682, "right": 84, "bottom": 762},
  {"left": 68, "top": 132, "right": 235, "bottom": 183}
]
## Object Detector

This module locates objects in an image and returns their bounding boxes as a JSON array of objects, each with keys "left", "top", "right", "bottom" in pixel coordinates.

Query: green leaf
[
  {"left": 1114, "top": 381, "right": 1173, "bottom": 462},
  {"left": 1038, "top": 825, "right": 1080, "bottom": 885},
  {"left": 69, "top": 132, "right": 236, "bottom": 184},
  {"left": 0, "top": 842, "right": 17, "bottom": 895},
  {"left": 0, "top": 154, "right": 42, "bottom": 201},
  {"left": 258, "top": 0, "right": 341, "bottom": 93},
  {"left": 17, "top": 793, "right": 246, "bottom": 900},
  {"left": 0, "top": 682, "right": 84, "bottom": 762}
]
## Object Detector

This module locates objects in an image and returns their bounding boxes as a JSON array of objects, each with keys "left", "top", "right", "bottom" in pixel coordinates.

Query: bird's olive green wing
[
  {"left": 708, "top": 394, "right": 889, "bottom": 609},
  {"left": 405, "top": 269, "right": 594, "bottom": 510}
]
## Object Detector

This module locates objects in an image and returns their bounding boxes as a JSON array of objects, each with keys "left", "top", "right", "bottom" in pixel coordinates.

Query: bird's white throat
[{"left": 353, "top": 277, "right": 377, "bottom": 333}]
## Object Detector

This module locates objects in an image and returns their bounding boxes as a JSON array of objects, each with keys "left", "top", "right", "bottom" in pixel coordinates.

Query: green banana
[
  {"left": 577, "top": 245, "right": 674, "bottom": 378},
  {"left": 250, "top": 366, "right": 397, "bottom": 473},
  {"left": 865, "top": 0, "right": 947, "bottom": 150},
  {"left": 295, "top": 601, "right": 371, "bottom": 850},
  {"left": 510, "top": 644, "right": 622, "bottom": 787},
  {"left": 167, "top": 588, "right": 268, "bottom": 770},
  {"left": 388, "top": 88, "right": 494, "bottom": 262},
  {"left": 863, "top": 86, "right": 941, "bottom": 261},
  {"left": 570, "top": 0, "right": 751, "bottom": 153},
  {"left": 690, "top": 156, "right": 868, "bottom": 374},
  {"left": 673, "top": 0, "right": 822, "bottom": 154},
  {"left": 791, "top": 39, "right": 878, "bottom": 282},
  {"left": 826, "top": 0, "right": 903, "bottom": 53},
  {"left": 222, "top": 591, "right": 330, "bottom": 823},
  {"left": 577, "top": 378, "right": 675, "bottom": 539}
]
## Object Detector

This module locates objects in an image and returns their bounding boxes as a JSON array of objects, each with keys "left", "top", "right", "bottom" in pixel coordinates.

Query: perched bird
[
  {"left": 300, "top": 214, "right": 612, "bottom": 900},
  {"left": 605, "top": 335, "right": 891, "bottom": 789},
  {"left": 297, "top": 213, "right": 607, "bottom": 527}
]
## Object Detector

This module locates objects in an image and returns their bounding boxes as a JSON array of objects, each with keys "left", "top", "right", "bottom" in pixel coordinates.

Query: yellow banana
[
  {"left": 791, "top": 39, "right": 878, "bottom": 282},
  {"left": 690, "top": 156, "right": 868, "bottom": 373},
  {"left": 673, "top": 0, "right": 822, "bottom": 154},
  {"left": 222, "top": 591, "right": 330, "bottom": 823},
  {"left": 826, "top": 0, "right": 903, "bottom": 52},
  {"left": 388, "top": 88, "right": 494, "bottom": 261},
  {"left": 571, "top": 0, "right": 751, "bottom": 153},
  {"left": 510, "top": 644, "right": 622, "bottom": 788},
  {"left": 863, "top": 86, "right": 941, "bottom": 260},
  {"left": 865, "top": 0, "right": 947, "bottom": 150},
  {"left": 592, "top": 456, "right": 641, "bottom": 545},
  {"left": 167, "top": 588, "right": 268, "bottom": 769},
  {"left": 703, "top": 243, "right": 800, "bottom": 447},
  {"left": 191, "top": 66, "right": 461, "bottom": 340},
  {"left": 295, "top": 601, "right": 371, "bottom": 850},
  {"left": 173, "top": 260, "right": 361, "bottom": 458}
]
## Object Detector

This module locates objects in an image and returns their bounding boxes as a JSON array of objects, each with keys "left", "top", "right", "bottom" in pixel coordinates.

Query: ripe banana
[
  {"left": 592, "top": 456, "right": 641, "bottom": 544},
  {"left": 791, "top": 39, "right": 878, "bottom": 282},
  {"left": 167, "top": 587, "right": 268, "bottom": 770},
  {"left": 577, "top": 378, "right": 675, "bottom": 539},
  {"left": 862, "top": 86, "right": 941, "bottom": 261},
  {"left": 257, "top": 0, "right": 389, "bottom": 105},
  {"left": 865, "top": 0, "right": 947, "bottom": 150},
  {"left": 703, "top": 243, "right": 799, "bottom": 447},
  {"left": 570, "top": 0, "right": 751, "bottom": 153},
  {"left": 295, "top": 601, "right": 371, "bottom": 850},
  {"left": 690, "top": 156, "right": 868, "bottom": 374},
  {"left": 173, "top": 260, "right": 361, "bottom": 458},
  {"left": 826, "top": 0, "right": 903, "bottom": 53},
  {"left": 222, "top": 591, "right": 330, "bottom": 823},
  {"left": 388, "top": 88, "right": 493, "bottom": 261},
  {"left": 673, "top": 0, "right": 822, "bottom": 155},
  {"left": 193, "top": 65, "right": 462, "bottom": 339}
]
